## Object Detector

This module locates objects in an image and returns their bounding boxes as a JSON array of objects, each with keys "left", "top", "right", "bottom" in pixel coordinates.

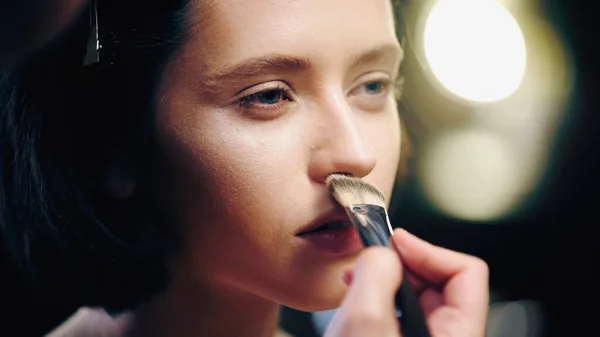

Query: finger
[
  {"left": 326, "top": 247, "right": 402, "bottom": 337},
  {"left": 389, "top": 233, "right": 427, "bottom": 295},
  {"left": 344, "top": 246, "right": 402, "bottom": 310},
  {"left": 391, "top": 228, "right": 483, "bottom": 283},
  {"left": 403, "top": 269, "right": 428, "bottom": 297},
  {"left": 419, "top": 288, "right": 444, "bottom": 316},
  {"left": 392, "top": 229, "right": 489, "bottom": 322}
]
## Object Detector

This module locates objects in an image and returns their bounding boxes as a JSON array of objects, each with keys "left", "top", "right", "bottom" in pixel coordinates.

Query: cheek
[
  {"left": 199, "top": 123, "right": 306, "bottom": 205},
  {"left": 363, "top": 103, "right": 401, "bottom": 198},
  {"left": 157, "top": 109, "right": 330, "bottom": 293},
  {"left": 157, "top": 109, "right": 309, "bottom": 241}
]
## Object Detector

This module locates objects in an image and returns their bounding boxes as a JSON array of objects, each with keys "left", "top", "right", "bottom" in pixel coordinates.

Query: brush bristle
[{"left": 326, "top": 174, "right": 386, "bottom": 208}]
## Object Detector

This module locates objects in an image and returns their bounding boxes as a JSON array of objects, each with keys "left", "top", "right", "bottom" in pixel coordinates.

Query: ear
[{"left": 102, "top": 165, "right": 136, "bottom": 199}]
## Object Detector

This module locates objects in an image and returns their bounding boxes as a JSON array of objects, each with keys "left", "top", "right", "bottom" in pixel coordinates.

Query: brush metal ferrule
[{"left": 344, "top": 204, "right": 394, "bottom": 248}]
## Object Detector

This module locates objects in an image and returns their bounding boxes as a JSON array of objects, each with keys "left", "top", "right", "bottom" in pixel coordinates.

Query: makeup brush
[{"left": 326, "top": 174, "right": 430, "bottom": 337}]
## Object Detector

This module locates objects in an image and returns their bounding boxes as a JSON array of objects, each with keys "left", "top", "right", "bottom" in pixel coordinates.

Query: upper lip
[{"left": 296, "top": 207, "right": 351, "bottom": 236}]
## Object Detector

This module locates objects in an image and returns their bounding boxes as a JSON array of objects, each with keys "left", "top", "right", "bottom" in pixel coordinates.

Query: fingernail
[{"left": 342, "top": 268, "right": 353, "bottom": 285}]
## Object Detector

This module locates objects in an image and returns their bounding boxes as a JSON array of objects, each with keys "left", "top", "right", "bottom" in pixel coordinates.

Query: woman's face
[{"left": 155, "top": 0, "right": 402, "bottom": 311}]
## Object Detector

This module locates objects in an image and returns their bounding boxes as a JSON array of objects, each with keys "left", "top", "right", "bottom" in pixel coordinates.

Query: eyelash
[{"left": 235, "top": 84, "right": 294, "bottom": 112}]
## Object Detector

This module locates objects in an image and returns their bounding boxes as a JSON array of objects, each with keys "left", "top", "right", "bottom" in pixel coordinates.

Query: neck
[{"left": 127, "top": 274, "right": 281, "bottom": 337}]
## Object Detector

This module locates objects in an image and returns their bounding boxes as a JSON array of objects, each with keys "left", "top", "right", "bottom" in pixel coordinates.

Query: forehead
[{"left": 181, "top": 0, "right": 399, "bottom": 70}]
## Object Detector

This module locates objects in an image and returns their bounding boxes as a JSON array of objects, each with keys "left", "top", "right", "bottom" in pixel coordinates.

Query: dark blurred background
[
  {"left": 390, "top": 1, "right": 594, "bottom": 337},
  {"left": 1, "top": 0, "right": 594, "bottom": 336}
]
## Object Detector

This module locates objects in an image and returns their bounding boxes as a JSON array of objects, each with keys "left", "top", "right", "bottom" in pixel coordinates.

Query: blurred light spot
[
  {"left": 423, "top": 0, "right": 527, "bottom": 102},
  {"left": 418, "top": 129, "right": 523, "bottom": 221}
]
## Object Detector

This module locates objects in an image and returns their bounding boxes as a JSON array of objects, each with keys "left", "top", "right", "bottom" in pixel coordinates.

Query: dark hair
[{"left": 0, "top": 0, "right": 192, "bottom": 312}]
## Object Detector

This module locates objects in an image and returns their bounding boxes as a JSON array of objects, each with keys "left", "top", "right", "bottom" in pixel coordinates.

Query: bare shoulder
[
  {"left": 45, "top": 307, "right": 132, "bottom": 337},
  {"left": 47, "top": 308, "right": 293, "bottom": 337}
]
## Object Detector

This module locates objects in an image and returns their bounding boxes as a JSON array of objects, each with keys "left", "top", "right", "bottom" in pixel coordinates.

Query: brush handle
[{"left": 346, "top": 204, "right": 431, "bottom": 337}]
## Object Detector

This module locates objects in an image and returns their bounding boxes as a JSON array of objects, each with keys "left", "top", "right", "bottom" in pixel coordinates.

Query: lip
[
  {"left": 296, "top": 207, "right": 364, "bottom": 255},
  {"left": 296, "top": 207, "right": 350, "bottom": 236}
]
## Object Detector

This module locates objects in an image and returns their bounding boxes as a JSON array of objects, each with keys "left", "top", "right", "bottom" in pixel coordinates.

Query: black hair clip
[{"left": 83, "top": 0, "right": 100, "bottom": 66}]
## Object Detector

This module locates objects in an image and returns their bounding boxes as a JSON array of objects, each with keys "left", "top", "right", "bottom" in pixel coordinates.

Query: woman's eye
[
  {"left": 358, "top": 81, "right": 386, "bottom": 95},
  {"left": 236, "top": 86, "right": 293, "bottom": 108},
  {"left": 234, "top": 84, "right": 294, "bottom": 120},
  {"left": 246, "top": 89, "right": 284, "bottom": 105},
  {"left": 349, "top": 77, "right": 392, "bottom": 112}
]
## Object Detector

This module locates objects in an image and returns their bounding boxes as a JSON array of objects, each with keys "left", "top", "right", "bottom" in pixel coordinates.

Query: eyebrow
[
  {"left": 199, "top": 43, "right": 403, "bottom": 97},
  {"left": 348, "top": 43, "right": 403, "bottom": 69},
  {"left": 202, "top": 55, "right": 312, "bottom": 88}
]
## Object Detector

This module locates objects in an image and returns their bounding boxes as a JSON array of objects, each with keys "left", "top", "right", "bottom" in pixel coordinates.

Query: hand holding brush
[{"left": 323, "top": 174, "right": 489, "bottom": 337}]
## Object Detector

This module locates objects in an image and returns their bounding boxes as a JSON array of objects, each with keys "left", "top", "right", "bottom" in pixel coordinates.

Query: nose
[{"left": 308, "top": 93, "right": 377, "bottom": 183}]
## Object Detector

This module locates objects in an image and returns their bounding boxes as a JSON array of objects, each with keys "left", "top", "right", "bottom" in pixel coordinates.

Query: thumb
[
  {"left": 347, "top": 247, "right": 403, "bottom": 309},
  {"left": 325, "top": 247, "right": 403, "bottom": 337}
]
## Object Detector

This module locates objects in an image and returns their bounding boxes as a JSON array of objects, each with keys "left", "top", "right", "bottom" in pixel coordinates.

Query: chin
[{"left": 280, "top": 281, "right": 348, "bottom": 313}]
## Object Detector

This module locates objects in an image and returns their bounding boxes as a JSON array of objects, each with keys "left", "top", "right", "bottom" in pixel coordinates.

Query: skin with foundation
[
  {"left": 135, "top": 1, "right": 401, "bottom": 335},
  {"left": 2, "top": 1, "right": 489, "bottom": 336}
]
